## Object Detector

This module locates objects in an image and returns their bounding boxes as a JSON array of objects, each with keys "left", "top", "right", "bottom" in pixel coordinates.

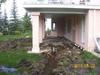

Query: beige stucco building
[{"left": 24, "top": 0, "right": 100, "bottom": 53}]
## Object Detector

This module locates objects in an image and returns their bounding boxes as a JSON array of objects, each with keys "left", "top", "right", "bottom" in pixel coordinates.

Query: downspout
[{"left": 93, "top": 10, "right": 100, "bottom": 52}]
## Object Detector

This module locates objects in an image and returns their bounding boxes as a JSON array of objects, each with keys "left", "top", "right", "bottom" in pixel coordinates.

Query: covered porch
[
  {"left": 26, "top": 8, "right": 88, "bottom": 53},
  {"left": 24, "top": 5, "right": 100, "bottom": 53}
]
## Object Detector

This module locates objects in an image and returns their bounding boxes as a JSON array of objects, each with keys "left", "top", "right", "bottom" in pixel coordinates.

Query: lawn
[
  {"left": 0, "top": 31, "right": 32, "bottom": 42},
  {"left": 0, "top": 49, "right": 42, "bottom": 67},
  {"left": 83, "top": 51, "right": 100, "bottom": 65},
  {"left": 0, "top": 48, "right": 100, "bottom": 75},
  {"left": 0, "top": 33, "right": 100, "bottom": 75},
  {"left": 0, "top": 72, "right": 11, "bottom": 75}
]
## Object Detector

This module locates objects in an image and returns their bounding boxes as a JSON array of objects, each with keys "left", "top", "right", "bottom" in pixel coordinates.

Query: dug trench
[
  {"left": 40, "top": 37, "right": 84, "bottom": 75},
  {"left": 17, "top": 37, "right": 100, "bottom": 75}
]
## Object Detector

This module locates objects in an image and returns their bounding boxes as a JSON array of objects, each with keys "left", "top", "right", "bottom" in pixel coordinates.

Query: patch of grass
[
  {"left": 82, "top": 51, "right": 100, "bottom": 65},
  {"left": 82, "top": 51, "right": 96, "bottom": 60},
  {"left": 0, "top": 49, "right": 42, "bottom": 67},
  {"left": 88, "top": 70, "right": 98, "bottom": 75},
  {"left": 0, "top": 72, "right": 12, "bottom": 75},
  {"left": 0, "top": 31, "right": 32, "bottom": 42},
  {"left": 95, "top": 57, "right": 100, "bottom": 65},
  {"left": 0, "top": 72, "right": 20, "bottom": 75}
]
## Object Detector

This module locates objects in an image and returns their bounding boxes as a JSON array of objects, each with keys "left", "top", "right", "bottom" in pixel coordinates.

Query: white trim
[
  {"left": 39, "top": 11, "right": 86, "bottom": 14},
  {"left": 23, "top": 5, "right": 100, "bottom": 9}
]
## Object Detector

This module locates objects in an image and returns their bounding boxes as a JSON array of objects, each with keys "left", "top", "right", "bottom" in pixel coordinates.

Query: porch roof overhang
[{"left": 23, "top": 5, "right": 100, "bottom": 14}]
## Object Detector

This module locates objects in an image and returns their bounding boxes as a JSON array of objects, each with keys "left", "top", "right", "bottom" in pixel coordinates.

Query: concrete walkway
[{"left": 91, "top": 51, "right": 100, "bottom": 58}]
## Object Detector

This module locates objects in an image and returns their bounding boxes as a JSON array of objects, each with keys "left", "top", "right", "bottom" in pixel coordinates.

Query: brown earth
[
  {"left": 0, "top": 38, "right": 32, "bottom": 51},
  {"left": 16, "top": 37, "right": 100, "bottom": 75}
]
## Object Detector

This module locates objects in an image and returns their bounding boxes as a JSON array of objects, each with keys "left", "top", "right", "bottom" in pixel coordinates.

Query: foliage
[
  {"left": 22, "top": 13, "right": 32, "bottom": 32},
  {"left": 0, "top": 0, "right": 7, "bottom": 31},
  {"left": 0, "top": 0, "right": 6, "bottom": 3},
  {"left": 9, "top": 0, "right": 19, "bottom": 34},
  {"left": 1, "top": 8, "right": 9, "bottom": 35},
  {"left": 0, "top": 0, "right": 32, "bottom": 35},
  {"left": 0, "top": 0, "right": 22, "bottom": 35}
]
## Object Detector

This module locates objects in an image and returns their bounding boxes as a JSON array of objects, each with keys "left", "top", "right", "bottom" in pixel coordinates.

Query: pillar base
[{"left": 27, "top": 48, "right": 40, "bottom": 53}]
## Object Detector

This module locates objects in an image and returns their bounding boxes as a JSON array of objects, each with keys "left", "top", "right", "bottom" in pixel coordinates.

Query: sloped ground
[
  {"left": 0, "top": 38, "right": 32, "bottom": 51},
  {"left": 17, "top": 37, "right": 100, "bottom": 75}
]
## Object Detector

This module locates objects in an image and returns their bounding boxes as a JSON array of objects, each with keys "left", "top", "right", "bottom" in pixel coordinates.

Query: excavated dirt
[
  {"left": 40, "top": 37, "right": 85, "bottom": 75},
  {"left": 0, "top": 38, "right": 32, "bottom": 51},
  {"left": 40, "top": 36, "right": 84, "bottom": 51},
  {"left": 17, "top": 37, "right": 100, "bottom": 75}
]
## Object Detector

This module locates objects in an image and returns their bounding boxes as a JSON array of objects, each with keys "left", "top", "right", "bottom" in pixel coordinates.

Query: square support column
[
  {"left": 28, "top": 12, "right": 40, "bottom": 53},
  {"left": 86, "top": 10, "right": 100, "bottom": 52},
  {"left": 85, "top": 10, "right": 95, "bottom": 51}
]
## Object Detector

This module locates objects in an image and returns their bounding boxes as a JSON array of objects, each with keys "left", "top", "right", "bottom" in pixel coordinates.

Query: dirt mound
[
  {"left": 17, "top": 37, "right": 100, "bottom": 75},
  {"left": 0, "top": 38, "right": 32, "bottom": 51}
]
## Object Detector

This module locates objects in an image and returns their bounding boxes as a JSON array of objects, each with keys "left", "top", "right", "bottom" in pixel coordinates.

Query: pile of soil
[
  {"left": 17, "top": 37, "right": 100, "bottom": 75},
  {"left": 0, "top": 38, "right": 32, "bottom": 51}
]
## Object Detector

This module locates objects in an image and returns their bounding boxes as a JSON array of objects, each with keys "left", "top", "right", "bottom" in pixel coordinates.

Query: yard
[
  {"left": 0, "top": 49, "right": 100, "bottom": 75},
  {"left": 0, "top": 50, "right": 42, "bottom": 75},
  {"left": 0, "top": 34, "right": 100, "bottom": 75},
  {"left": 0, "top": 49, "right": 42, "bottom": 67}
]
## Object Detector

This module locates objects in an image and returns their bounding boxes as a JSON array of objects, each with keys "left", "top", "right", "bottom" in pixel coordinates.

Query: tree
[
  {"left": 0, "top": 0, "right": 6, "bottom": 3},
  {"left": 0, "top": 0, "right": 6, "bottom": 18},
  {"left": 9, "top": 0, "right": 19, "bottom": 34},
  {"left": 22, "top": 13, "right": 32, "bottom": 32},
  {"left": 1, "top": 8, "right": 9, "bottom": 35},
  {"left": 0, "top": 0, "right": 7, "bottom": 34}
]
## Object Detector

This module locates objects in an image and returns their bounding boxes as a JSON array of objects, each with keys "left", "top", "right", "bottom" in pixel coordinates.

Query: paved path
[{"left": 91, "top": 51, "right": 100, "bottom": 58}]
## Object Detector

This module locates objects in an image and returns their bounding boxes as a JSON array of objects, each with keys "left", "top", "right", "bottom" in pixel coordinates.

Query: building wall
[
  {"left": 55, "top": 15, "right": 86, "bottom": 47},
  {"left": 85, "top": 9, "right": 100, "bottom": 51},
  {"left": 56, "top": 17, "right": 65, "bottom": 37},
  {"left": 63, "top": 15, "right": 82, "bottom": 44}
]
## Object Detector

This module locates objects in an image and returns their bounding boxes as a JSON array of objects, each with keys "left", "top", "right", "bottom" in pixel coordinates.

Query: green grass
[
  {"left": 0, "top": 72, "right": 19, "bottom": 75},
  {"left": 0, "top": 49, "right": 42, "bottom": 67},
  {"left": 82, "top": 51, "right": 95, "bottom": 60},
  {"left": 0, "top": 49, "right": 99, "bottom": 75},
  {"left": 0, "top": 31, "right": 32, "bottom": 42},
  {"left": 82, "top": 51, "right": 100, "bottom": 65},
  {"left": 0, "top": 72, "right": 12, "bottom": 75}
]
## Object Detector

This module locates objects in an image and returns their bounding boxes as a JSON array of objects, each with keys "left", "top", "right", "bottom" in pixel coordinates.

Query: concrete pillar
[
  {"left": 86, "top": 10, "right": 100, "bottom": 52},
  {"left": 85, "top": 10, "right": 95, "bottom": 51},
  {"left": 28, "top": 12, "right": 40, "bottom": 53}
]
